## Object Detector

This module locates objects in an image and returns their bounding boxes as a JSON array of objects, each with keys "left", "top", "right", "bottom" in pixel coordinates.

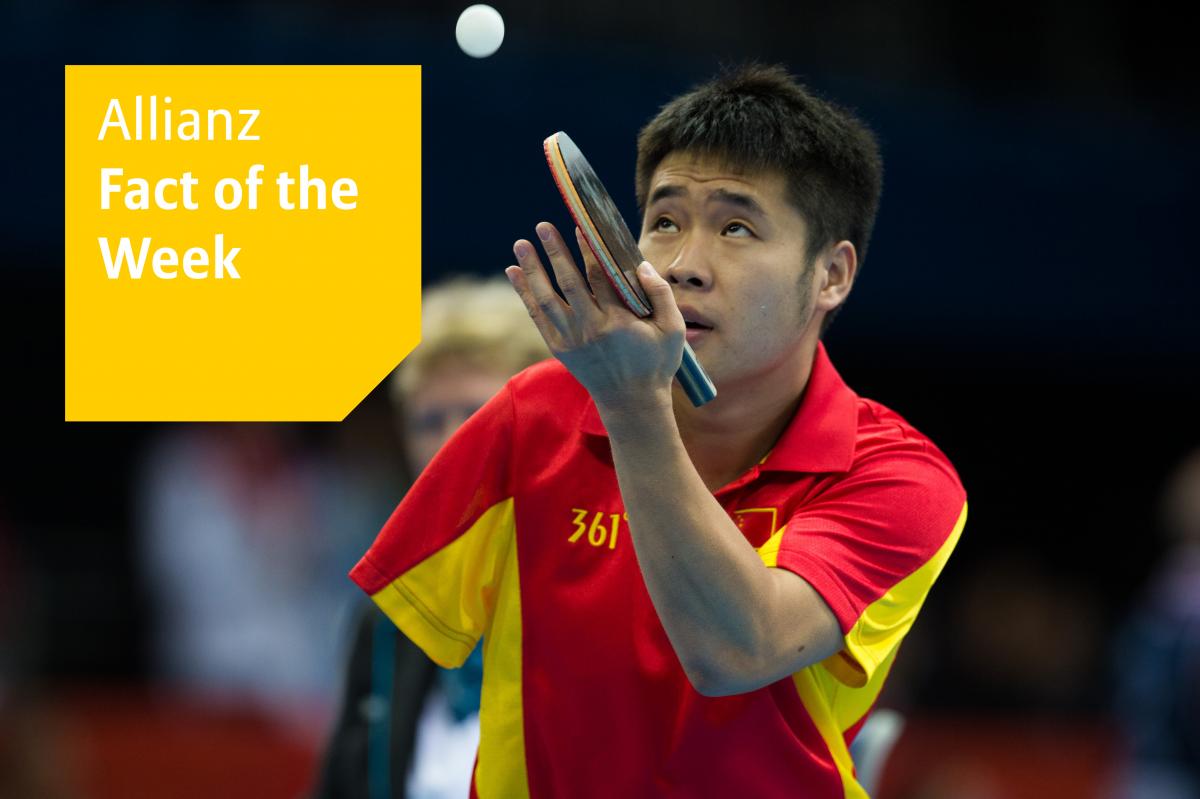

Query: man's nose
[{"left": 665, "top": 238, "right": 713, "bottom": 289}]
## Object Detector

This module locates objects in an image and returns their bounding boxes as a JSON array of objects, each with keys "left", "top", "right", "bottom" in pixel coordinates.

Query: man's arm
[
  {"left": 602, "top": 396, "right": 844, "bottom": 696},
  {"left": 506, "top": 222, "right": 842, "bottom": 696}
]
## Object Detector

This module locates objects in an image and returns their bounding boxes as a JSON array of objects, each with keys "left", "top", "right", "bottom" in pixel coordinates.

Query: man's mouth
[
  {"left": 678, "top": 306, "right": 715, "bottom": 332},
  {"left": 679, "top": 309, "right": 714, "bottom": 343}
]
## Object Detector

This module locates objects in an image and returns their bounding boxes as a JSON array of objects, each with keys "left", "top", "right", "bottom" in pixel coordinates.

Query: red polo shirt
[{"left": 351, "top": 343, "right": 967, "bottom": 798}]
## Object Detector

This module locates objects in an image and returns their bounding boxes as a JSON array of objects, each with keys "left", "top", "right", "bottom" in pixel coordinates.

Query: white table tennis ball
[{"left": 456, "top": 5, "right": 505, "bottom": 58}]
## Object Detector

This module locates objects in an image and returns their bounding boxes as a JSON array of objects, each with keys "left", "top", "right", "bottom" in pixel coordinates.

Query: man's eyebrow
[
  {"left": 647, "top": 184, "right": 687, "bottom": 205},
  {"left": 708, "top": 188, "right": 766, "bottom": 218}
]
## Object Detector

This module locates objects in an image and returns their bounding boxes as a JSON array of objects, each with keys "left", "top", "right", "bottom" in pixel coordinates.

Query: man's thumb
[{"left": 636, "top": 261, "right": 673, "bottom": 307}]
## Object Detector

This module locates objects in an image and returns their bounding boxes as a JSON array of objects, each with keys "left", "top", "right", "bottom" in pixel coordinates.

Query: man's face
[
  {"left": 637, "top": 151, "right": 820, "bottom": 388},
  {"left": 403, "top": 361, "right": 510, "bottom": 474}
]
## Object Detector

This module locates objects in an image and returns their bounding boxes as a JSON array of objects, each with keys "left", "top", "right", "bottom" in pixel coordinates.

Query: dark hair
[{"left": 635, "top": 64, "right": 883, "bottom": 330}]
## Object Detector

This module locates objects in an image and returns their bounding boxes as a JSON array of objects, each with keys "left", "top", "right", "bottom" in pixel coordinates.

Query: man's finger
[
  {"left": 505, "top": 265, "right": 565, "bottom": 350},
  {"left": 575, "top": 226, "right": 630, "bottom": 314},
  {"left": 536, "top": 222, "right": 600, "bottom": 318},
  {"left": 635, "top": 261, "right": 685, "bottom": 333},
  {"left": 514, "top": 238, "right": 573, "bottom": 335}
]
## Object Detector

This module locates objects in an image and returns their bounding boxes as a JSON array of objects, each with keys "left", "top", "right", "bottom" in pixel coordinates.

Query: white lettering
[
  {"left": 125, "top": 178, "right": 149, "bottom": 210},
  {"left": 97, "top": 98, "right": 262, "bottom": 142},
  {"left": 238, "top": 109, "right": 260, "bottom": 140},
  {"left": 98, "top": 236, "right": 150, "bottom": 278},
  {"left": 152, "top": 246, "right": 178, "bottom": 279},
  {"left": 182, "top": 247, "right": 208, "bottom": 279},
  {"left": 245, "top": 164, "right": 264, "bottom": 210},
  {"left": 100, "top": 168, "right": 123, "bottom": 209},
  {"left": 276, "top": 171, "right": 295, "bottom": 210},
  {"left": 98, "top": 170, "right": 199, "bottom": 211},
  {"left": 207, "top": 108, "right": 232, "bottom": 141},
  {"left": 98, "top": 235, "right": 240, "bottom": 279},
  {"left": 332, "top": 178, "right": 358, "bottom": 210},
  {"left": 214, "top": 177, "right": 242, "bottom": 210},
  {"left": 177, "top": 109, "right": 200, "bottom": 141},
  {"left": 98, "top": 99, "right": 131, "bottom": 141},
  {"left": 298, "top": 164, "right": 326, "bottom": 210},
  {"left": 214, "top": 234, "right": 240, "bottom": 278}
]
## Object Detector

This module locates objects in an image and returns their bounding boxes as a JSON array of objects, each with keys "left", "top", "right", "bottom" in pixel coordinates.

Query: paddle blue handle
[{"left": 677, "top": 342, "right": 717, "bottom": 406}]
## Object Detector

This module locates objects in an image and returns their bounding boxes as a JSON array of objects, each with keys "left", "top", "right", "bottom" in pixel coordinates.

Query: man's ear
[{"left": 815, "top": 241, "right": 858, "bottom": 314}]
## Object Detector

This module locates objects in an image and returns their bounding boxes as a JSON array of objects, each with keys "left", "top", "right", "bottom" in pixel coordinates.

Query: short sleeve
[
  {"left": 773, "top": 446, "right": 967, "bottom": 688},
  {"left": 349, "top": 383, "right": 517, "bottom": 668}
]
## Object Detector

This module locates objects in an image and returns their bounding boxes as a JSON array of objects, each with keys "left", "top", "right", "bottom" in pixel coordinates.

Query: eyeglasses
[{"left": 406, "top": 402, "right": 488, "bottom": 436}]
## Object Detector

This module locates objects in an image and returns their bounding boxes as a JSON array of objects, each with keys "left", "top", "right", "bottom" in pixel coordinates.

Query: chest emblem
[{"left": 732, "top": 507, "right": 779, "bottom": 547}]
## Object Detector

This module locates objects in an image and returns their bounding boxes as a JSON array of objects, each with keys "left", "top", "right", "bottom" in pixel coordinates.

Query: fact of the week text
[{"left": 96, "top": 96, "right": 359, "bottom": 280}]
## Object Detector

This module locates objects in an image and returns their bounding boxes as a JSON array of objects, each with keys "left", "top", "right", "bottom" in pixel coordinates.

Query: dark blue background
[{"left": 3, "top": 0, "right": 1198, "bottom": 708}]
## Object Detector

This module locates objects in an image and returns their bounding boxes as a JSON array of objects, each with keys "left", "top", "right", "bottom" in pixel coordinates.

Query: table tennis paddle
[{"left": 543, "top": 131, "right": 717, "bottom": 407}]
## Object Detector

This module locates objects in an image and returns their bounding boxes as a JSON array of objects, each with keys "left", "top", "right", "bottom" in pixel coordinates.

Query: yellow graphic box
[{"left": 65, "top": 66, "right": 421, "bottom": 420}]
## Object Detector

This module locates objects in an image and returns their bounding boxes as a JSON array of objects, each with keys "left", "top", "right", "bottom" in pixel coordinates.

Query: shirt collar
[
  {"left": 579, "top": 342, "right": 859, "bottom": 475},
  {"left": 760, "top": 342, "right": 858, "bottom": 474}
]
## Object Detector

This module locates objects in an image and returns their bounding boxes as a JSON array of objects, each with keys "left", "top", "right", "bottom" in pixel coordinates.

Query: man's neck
[{"left": 673, "top": 342, "right": 819, "bottom": 492}]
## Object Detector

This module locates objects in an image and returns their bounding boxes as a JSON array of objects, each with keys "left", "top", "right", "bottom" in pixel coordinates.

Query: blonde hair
[{"left": 390, "top": 276, "right": 549, "bottom": 405}]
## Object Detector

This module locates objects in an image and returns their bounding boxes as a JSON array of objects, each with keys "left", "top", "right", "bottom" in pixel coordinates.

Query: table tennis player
[{"left": 351, "top": 64, "right": 967, "bottom": 798}]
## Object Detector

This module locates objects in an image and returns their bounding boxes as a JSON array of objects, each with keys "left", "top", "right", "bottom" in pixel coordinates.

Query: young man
[{"left": 351, "top": 65, "right": 967, "bottom": 798}]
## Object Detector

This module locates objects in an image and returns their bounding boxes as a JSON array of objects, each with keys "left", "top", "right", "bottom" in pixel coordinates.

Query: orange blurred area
[
  {"left": 8, "top": 692, "right": 1125, "bottom": 799},
  {"left": 30, "top": 689, "right": 322, "bottom": 799},
  {"left": 878, "top": 717, "right": 1118, "bottom": 799}
]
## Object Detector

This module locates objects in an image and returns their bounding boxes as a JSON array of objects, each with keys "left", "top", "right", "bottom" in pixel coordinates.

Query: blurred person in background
[
  {"left": 137, "top": 422, "right": 379, "bottom": 737},
  {"left": 316, "top": 276, "right": 548, "bottom": 799},
  {"left": 1109, "top": 447, "right": 1200, "bottom": 799}
]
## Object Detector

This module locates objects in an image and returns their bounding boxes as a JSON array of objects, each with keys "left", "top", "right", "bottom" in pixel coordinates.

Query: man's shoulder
[
  {"left": 505, "top": 358, "right": 592, "bottom": 426},
  {"left": 849, "top": 395, "right": 963, "bottom": 495},
  {"left": 507, "top": 357, "right": 587, "bottom": 399},
  {"left": 785, "top": 393, "right": 968, "bottom": 561}
]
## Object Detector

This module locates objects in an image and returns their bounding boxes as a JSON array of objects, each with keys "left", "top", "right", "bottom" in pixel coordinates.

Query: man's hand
[{"left": 505, "top": 222, "right": 684, "bottom": 412}]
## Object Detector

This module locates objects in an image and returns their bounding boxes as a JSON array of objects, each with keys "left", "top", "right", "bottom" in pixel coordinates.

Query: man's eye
[
  {"left": 654, "top": 217, "right": 678, "bottom": 232},
  {"left": 723, "top": 222, "right": 753, "bottom": 237}
]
